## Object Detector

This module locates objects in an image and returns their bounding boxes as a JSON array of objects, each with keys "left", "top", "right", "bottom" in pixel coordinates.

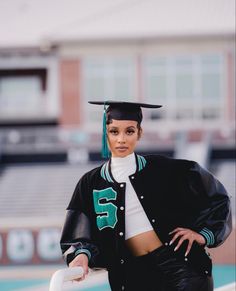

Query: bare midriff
[{"left": 125, "top": 230, "right": 163, "bottom": 256}]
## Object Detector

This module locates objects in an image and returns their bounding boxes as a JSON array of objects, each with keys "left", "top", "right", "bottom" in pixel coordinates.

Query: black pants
[{"left": 122, "top": 245, "right": 213, "bottom": 291}]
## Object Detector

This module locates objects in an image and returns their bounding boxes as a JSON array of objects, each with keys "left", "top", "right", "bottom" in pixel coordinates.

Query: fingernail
[
  {"left": 174, "top": 247, "right": 177, "bottom": 251},
  {"left": 169, "top": 241, "right": 173, "bottom": 245},
  {"left": 185, "top": 253, "right": 188, "bottom": 257}
]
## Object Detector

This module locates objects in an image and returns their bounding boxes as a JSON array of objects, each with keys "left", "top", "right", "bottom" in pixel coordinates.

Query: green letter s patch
[{"left": 93, "top": 187, "right": 118, "bottom": 230}]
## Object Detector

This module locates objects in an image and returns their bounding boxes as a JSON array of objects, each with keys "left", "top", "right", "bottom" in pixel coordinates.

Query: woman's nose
[{"left": 118, "top": 133, "right": 126, "bottom": 143}]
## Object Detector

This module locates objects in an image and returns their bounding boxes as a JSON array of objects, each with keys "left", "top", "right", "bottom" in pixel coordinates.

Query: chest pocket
[{"left": 93, "top": 187, "right": 118, "bottom": 230}]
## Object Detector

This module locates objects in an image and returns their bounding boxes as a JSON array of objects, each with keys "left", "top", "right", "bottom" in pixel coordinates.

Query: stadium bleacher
[
  {"left": 214, "top": 161, "right": 235, "bottom": 217},
  {"left": 0, "top": 163, "right": 99, "bottom": 220},
  {"left": 0, "top": 159, "right": 234, "bottom": 221}
]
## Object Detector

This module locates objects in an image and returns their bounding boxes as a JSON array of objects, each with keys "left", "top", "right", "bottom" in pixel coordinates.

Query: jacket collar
[{"left": 100, "top": 153, "right": 146, "bottom": 183}]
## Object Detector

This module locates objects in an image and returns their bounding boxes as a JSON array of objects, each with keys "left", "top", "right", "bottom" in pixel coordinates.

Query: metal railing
[
  {"left": 49, "top": 266, "right": 84, "bottom": 291},
  {"left": 49, "top": 267, "right": 109, "bottom": 291}
]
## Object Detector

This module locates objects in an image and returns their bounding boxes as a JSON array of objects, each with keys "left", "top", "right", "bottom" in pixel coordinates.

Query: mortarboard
[{"left": 89, "top": 101, "right": 162, "bottom": 158}]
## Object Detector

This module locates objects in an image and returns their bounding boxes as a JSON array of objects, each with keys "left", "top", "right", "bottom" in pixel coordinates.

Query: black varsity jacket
[{"left": 60, "top": 154, "right": 232, "bottom": 289}]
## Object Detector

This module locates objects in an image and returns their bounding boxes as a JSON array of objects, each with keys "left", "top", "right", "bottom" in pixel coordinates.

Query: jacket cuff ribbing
[
  {"left": 74, "top": 248, "right": 92, "bottom": 261},
  {"left": 199, "top": 227, "right": 215, "bottom": 246}
]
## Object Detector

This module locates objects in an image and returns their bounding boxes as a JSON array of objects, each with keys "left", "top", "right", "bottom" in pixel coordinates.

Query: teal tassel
[{"left": 102, "top": 105, "right": 110, "bottom": 159}]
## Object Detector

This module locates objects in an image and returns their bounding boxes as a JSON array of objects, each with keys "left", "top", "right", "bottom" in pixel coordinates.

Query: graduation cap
[{"left": 89, "top": 101, "right": 162, "bottom": 158}]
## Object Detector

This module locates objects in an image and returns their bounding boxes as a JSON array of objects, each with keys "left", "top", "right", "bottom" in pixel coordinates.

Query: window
[
  {"left": 200, "top": 55, "right": 223, "bottom": 119},
  {"left": 143, "top": 58, "right": 167, "bottom": 120},
  {"left": 0, "top": 69, "right": 47, "bottom": 117},
  {"left": 143, "top": 54, "right": 225, "bottom": 121},
  {"left": 83, "top": 57, "right": 136, "bottom": 123}
]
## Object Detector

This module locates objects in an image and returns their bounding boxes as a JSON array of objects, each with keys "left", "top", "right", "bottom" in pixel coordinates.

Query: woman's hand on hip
[
  {"left": 169, "top": 227, "right": 206, "bottom": 257},
  {"left": 69, "top": 253, "right": 89, "bottom": 281}
]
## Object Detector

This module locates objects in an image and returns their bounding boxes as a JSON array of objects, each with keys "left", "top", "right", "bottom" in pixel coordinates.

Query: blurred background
[{"left": 0, "top": 0, "right": 235, "bottom": 290}]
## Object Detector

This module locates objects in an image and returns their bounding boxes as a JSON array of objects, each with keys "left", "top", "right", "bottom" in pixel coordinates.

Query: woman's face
[{"left": 107, "top": 119, "right": 142, "bottom": 158}]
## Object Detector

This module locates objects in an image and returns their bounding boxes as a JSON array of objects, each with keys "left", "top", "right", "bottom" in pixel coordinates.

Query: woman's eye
[
  {"left": 126, "top": 130, "right": 135, "bottom": 135},
  {"left": 109, "top": 130, "right": 118, "bottom": 135}
]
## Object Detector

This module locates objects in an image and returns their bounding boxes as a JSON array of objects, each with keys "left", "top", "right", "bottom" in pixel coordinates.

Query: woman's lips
[{"left": 116, "top": 147, "right": 128, "bottom": 151}]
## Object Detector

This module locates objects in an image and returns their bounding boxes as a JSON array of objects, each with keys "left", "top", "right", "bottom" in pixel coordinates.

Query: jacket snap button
[
  {"left": 120, "top": 206, "right": 124, "bottom": 210},
  {"left": 119, "top": 232, "right": 124, "bottom": 236},
  {"left": 120, "top": 259, "right": 124, "bottom": 264},
  {"left": 184, "top": 257, "right": 188, "bottom": 261},
  {"left": 205, "top": 270, "right": 208, "bottom": 274},
  {"left": 140, "top": 196, "right": 144, "bottom": 199},
  {"left": 131, "top": 176, "right": 134, "bottom": 179},
  {"left": 152, "top": 219, "right": 155, "bottom": 223},
  {"left": 120, "top": 184, "right": 124, "bottom": 188}
]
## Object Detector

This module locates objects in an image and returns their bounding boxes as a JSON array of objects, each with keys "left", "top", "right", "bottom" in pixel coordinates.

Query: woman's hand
[
  {"left": 169, "top": 227, "right": 206, "bottom": 257},
  {"left": 69, "top": 253, "right": 89, "bottom": 281}
]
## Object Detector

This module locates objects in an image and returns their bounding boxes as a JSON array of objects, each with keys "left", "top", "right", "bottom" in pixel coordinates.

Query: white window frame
[
  {"left": 81, "top": 56, "right": 137, "bottom": 130},
  {"left": 0, "top": 55, "right": 59, "bottom": 120},
  {"left": 142, "top": 53, "right": 226, "bottom": 128}
]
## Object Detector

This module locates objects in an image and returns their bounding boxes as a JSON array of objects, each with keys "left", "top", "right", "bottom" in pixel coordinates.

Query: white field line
[{"left": 214, "top": 282, "right": 236, "bottom": 291}]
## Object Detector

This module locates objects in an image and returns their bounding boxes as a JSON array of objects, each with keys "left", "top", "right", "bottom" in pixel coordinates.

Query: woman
[{"left": 60, "top": 101, "right": 232, "bottom": 291}]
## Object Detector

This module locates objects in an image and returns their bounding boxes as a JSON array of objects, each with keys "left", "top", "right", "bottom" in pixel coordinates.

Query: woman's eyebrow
[
  {"left": 109, "top": 126, "right": 118, "bottom": 130},
  {"left": 108, "top": 126, "right": 136, "bottom": 130}
]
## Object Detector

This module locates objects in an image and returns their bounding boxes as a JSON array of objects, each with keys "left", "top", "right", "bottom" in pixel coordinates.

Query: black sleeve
[
  {"left": 188, "top": 162, "right": 232, "bottom": 248},
  {"left": 60, "top": 174, "right": 99, "bottom": 266}
]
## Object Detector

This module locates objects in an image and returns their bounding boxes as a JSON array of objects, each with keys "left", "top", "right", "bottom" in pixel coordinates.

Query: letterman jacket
[{"left": 60, "top": 154, "right": 232, "bottom": 290}]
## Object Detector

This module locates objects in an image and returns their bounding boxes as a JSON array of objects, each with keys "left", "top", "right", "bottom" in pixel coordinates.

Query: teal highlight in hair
[{"left": 102, "top": 104, "right": 110, "bottom": 158}]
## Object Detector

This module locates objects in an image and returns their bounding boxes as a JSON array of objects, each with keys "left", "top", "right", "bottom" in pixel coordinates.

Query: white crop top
[{"left": 111, "top": 153, "right": 153, "bottom": 240}]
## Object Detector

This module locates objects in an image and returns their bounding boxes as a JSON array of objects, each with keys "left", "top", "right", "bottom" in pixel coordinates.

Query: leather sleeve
[
  {"left": 188, "top": 162, "right": 232, "bottom": 248},
  {"left": 60, "top": 210, "right": 99, "bottom": 266},
  {"left": 60, "top": 174, "right": 99, "bottom": 266}
]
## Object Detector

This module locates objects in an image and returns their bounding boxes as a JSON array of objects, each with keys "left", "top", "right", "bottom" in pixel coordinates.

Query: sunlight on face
[{"left": 107, "top": 120, "right": 142, "bottom": 158}]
